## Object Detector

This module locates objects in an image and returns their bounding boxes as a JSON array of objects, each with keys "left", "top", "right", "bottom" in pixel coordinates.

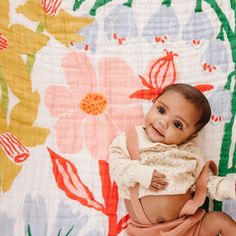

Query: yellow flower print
[
  {"left": 0, "top": 148, "right": 21, "bottom": 193},
  {"left": 0, "top": 0, "right": 49, "bottom": 101},
  {"left": 16, "top": 0, "right": 94, "bottom": 47},
  {"left": 0, "top": 0, "right": 50, "bottom": 192}
]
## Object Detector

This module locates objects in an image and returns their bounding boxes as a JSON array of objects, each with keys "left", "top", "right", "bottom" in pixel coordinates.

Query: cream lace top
[{"left": 109, "top": 126, "right": 235, "bottom": 200}]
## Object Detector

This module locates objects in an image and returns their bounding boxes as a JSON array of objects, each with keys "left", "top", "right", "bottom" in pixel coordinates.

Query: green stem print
[
  {"left": 203, "top": 0, "right": 236, "bottom": 210},
  {"left": 73, "top": 0, "right": 113, "bottom": 16},
  {"left": 26, "top": 22, "right": 45, "bottom": 74},
  {"left": 73, "top": 0, "right": 86, "bottom": 11},
  {"left": 123, "top": 0, "right": 133, "bottom": 7},
  {"left": 195, "top": 0, "right": 203, "bottom": 12},
  {"left": 57, "top": 226, "right": 74, "bottom": 236},
  {"left": 27, "top": 224, "right": 32, "bottom": 236},
  {"left": 0, "top": 67, "right": 8, "bottom": 115},
  {"left": 216, "top": 25, "right": 225, "bottom": 40},
  {"left": 73, "top": 0, "right": 133, "bottom": 15},
  {"left": 89, "top": 0, "right": 112, "bottom": 15},
  {"left": 66, "top": 226, "right": 74, "bottom": 236},
  {"left": 162, "top": 0, "right": 172, "bottom": 7}
]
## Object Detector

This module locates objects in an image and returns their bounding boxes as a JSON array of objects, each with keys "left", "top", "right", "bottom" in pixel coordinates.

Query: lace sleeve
[
  {"left": 207, "top": 174, "right": 236, "bottom": 201},
  {"left": 109, "top": 132, "right": 155, "bottom": 189},
  {"left": 182, "top": 142, "right": 236, "bottom": 200}
]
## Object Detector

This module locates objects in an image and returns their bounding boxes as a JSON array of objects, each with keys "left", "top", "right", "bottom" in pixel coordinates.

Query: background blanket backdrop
[{"left": 0, "top": 0, "right": 236, "bottom": 235}]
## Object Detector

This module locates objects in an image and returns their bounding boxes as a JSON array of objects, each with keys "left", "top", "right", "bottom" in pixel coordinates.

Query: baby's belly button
[{"left": 140, "top": 192, "right": 192, "bottom": 224}]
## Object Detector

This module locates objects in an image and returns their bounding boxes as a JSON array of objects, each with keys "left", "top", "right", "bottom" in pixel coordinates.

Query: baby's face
[{"left": 144, "top": 91, "right": 199, "bottom": 145}]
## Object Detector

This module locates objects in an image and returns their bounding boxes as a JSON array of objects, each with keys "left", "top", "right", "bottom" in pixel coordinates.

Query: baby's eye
[
  {"left": 157, "top": 106, "right": 165, "bottom": 114},
  {"left": 174, "top": 121, "right": 183, "bottom": 129}
]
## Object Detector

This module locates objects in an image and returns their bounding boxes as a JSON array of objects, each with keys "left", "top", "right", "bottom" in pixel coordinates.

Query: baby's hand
[{"left": 149, "top": 170, "right": 168, "bottom": 192}]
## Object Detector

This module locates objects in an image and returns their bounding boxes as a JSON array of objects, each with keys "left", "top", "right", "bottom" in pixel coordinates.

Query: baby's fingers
[
  {"left": 149, "top": 182, "right": 166, "bottom": 191},
  {"left": 153, "top": 170, "right": 166, "bottom": 178},
  {"left": 152, "top": 176, "right": 168, "bottom": 186}
]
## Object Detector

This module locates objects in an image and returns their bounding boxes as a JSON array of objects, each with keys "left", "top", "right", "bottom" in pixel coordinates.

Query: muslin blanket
[{"left": 0, "top": 0, "right": 236, "bottom": 235}]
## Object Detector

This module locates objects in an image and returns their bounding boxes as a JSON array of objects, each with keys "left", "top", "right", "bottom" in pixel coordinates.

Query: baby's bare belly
[{"left": 125, "top": 191, "right": 192, "bottom": 224}]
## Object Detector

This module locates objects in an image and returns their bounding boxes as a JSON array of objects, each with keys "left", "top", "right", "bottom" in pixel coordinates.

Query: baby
[{"left": 109, "top": 83, "right": 236, "bottom": 236}]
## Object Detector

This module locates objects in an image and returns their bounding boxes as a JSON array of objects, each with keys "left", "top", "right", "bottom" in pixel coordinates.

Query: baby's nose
[{"left": 158, "top": 119, "right": 168, "bottom": 128}]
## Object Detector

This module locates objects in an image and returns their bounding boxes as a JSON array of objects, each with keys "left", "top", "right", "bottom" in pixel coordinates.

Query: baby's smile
[{"left": 151, "top": 124, "right": 164, "bottom": 137}]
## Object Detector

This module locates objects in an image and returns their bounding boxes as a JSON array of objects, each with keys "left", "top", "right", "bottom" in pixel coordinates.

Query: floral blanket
[{"left": 0, "top": 0, "right": 236, "bottom": 235}]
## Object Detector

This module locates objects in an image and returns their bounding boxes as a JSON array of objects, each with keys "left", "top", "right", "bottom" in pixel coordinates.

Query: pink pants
[{"left": 126, "top": 208, "right": 205, "bottom": 236}]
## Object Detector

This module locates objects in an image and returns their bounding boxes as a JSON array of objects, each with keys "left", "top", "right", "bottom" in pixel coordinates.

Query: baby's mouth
[{"left": 152, "top": 125, "right": 164, "bottom": 137}]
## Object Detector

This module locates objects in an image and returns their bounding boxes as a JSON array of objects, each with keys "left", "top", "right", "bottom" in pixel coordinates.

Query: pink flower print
[
  {"left": 182, "top": 12, "right": 214, "bottom": 48},
  {"left": 201, "top": 39, "right": 229, "bottom": 73},
  {"left": 104, "top": 4, "right": 138, "bottom": 45},
  {"left": 45, "top": 52, "right": 144, "bottom": 159},
  {"left": 41, "top": 0, "right": 62, "bottom": 16},
  {"left": 208, "top": 87, "right": 232, "bottom": 123},
  {"left": 142, "top": 5, "right": 180, "bottom": 45}
]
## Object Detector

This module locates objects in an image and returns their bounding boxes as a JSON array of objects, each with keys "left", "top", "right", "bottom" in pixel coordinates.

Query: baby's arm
[
  {"left": 194, "top": 161, "right": 236, "bottom": 200},
  {"left": 207, "top": 173, "right": 236, "bottom": 201},
  {"left": 194, "top": 159, "right": 236, "bottom": 200},
  {"left": 185, "top": 143, "right": 236, "bottom": 200},
  {"left": 109, "top": 131, "right": 167, "bottom": 190}
]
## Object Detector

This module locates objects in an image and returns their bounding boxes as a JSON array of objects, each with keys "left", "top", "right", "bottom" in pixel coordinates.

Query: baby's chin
[{"left": 146, "top": 130, "right": 165, "bottom": 143}]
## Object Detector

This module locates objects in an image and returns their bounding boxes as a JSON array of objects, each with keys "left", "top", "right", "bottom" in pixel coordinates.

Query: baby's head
[{"left": 144, "top": 83, "right": 211, "bottom": 145}]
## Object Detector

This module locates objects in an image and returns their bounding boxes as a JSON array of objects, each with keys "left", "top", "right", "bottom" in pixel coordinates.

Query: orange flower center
[{"left": 80, "top": 92, "right": 107, "bottom": 115}]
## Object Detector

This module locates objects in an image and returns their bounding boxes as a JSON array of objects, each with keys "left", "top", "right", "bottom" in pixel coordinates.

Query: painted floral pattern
[
  {"left": 51, "top": 201, "right": 89, "bottom": 235},
  {"left": 223, "top": 198, "right": 236, "bottom": 221},
  {"left": 45, "top": 52, "right": 144, "bottom": 159},
  {"left": 0, "top": 211, "right": 15, "bottom": 236},
  {"left": 23, "top": 194, "right": 90, "bottom": 235},
  {"left": 201, "top": 39, "right": 229, "bottom": 73},
  {"left": 104, "top": 4, "right": 138, "bottom": 45},
  {"left": 208, "top": 87, "right": 232, "bottom": 123},
  {"left": 0, "top": 0, "right": 50, "bottom": 193},
  {"left": 130, "top": 50, "right": 179, "bottom": 100},
  {"left": 1, "top": 0, "right": 236, "bottom": 235},
  {"left": 42, "top": 0, "right": 62, "bottom": 16},
  {"left": 23, "top": 195, "right": 48, "bottom": 236},
  {"left": 0, "top": 133, "right": 30, "bottom": 163},
  {"left": 17, "top": 0, "right": 94, "bottom": 47},
  {"left": 142, "top": 5, "right": 180, "bottom": 45},
  {"left": 182, "top": 11, "right": 214, "bottom": 48},
  {"left": 75, "top": 18, "right": 99, "bottom": 53},
  {"left": 48, "top": 149, "right": 129, "bottom": 235}
]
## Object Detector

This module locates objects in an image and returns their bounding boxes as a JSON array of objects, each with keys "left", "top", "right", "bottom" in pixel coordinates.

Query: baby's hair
[{"left": 157, "top": 83, "right": 211, "bottom": 133}]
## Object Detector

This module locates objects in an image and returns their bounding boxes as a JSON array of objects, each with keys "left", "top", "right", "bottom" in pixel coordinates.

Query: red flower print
[
  {"left": 41, "top": 0, "right": 62, "bottom": 16},
  {"left": 0, "top": 33, "right": 8, "bottom": 50},
  {"left": 0, "top": 133, "right": 30, "bottom": 164},
  {"left": 130, "top": 50, "right": 178, "bottom": 100},
  {"left": 48, "top": 148, "right": 129, "bottom": 235}
]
